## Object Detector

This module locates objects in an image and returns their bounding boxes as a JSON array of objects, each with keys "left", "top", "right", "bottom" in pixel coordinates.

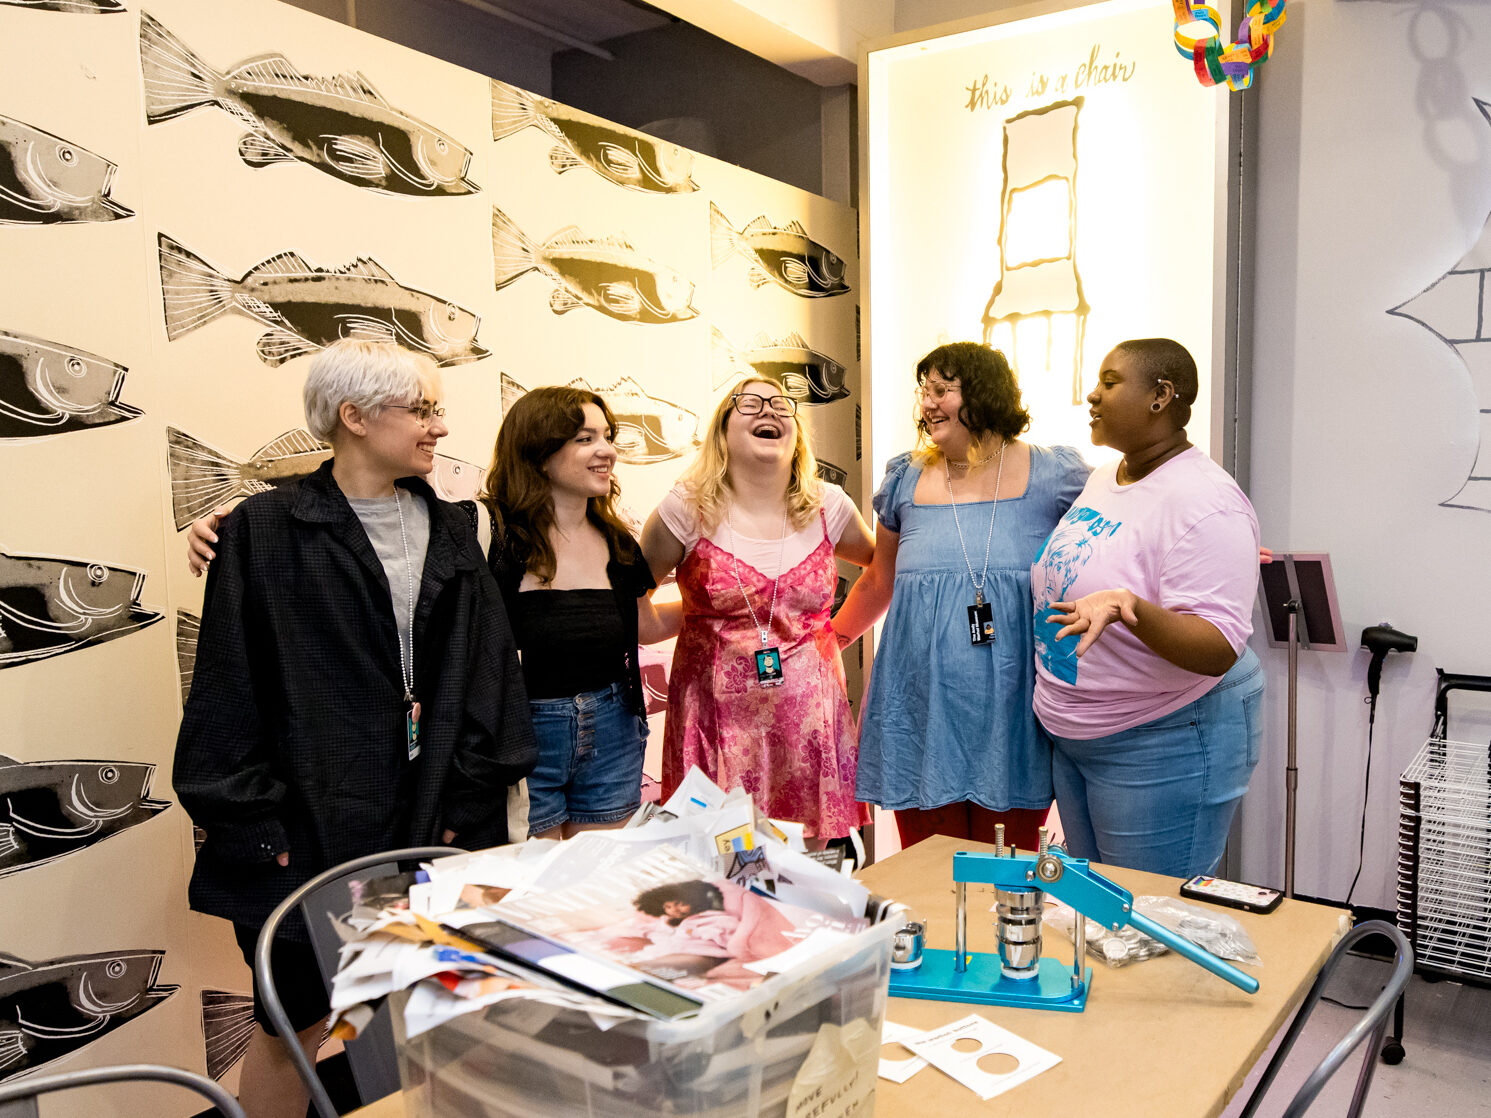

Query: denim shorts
[
  {"left": 527, "top": 681, "right": 648, "bottom": 835},
  {"left": 1043, "top": 646, "right": 1264, "bottom": 878}
]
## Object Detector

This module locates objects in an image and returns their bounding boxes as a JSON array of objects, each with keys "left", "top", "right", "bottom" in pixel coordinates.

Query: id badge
[
  {"left": 968, "top": 602, "right": 995, "bottom": 645},
  {"left": 406, "top": 700, "right": 422, "bottom": 760},
  {"left": 754, "top": 646, "right": 785, "bottom": 687}
]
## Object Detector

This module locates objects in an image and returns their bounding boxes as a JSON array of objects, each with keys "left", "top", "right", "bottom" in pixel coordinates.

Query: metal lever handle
[{"left": 1126, "top": 911, "right": 1260, "bottom": 994}]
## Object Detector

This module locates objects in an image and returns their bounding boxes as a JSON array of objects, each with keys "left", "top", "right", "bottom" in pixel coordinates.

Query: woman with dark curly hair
[{"left": 832, "top": 342, "right": 1090, "bottom": 850}]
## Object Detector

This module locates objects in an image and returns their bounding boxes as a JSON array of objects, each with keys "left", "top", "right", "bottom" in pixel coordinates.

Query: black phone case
[{"left": 1179, "top": 876, "right": 1284, "bottom": 914}]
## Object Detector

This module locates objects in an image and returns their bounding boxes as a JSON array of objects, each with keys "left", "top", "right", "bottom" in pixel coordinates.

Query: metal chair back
[
  {"left": 257, "top": 845, "right": 465, "bottom": 1118},
  {"left": 1239, "top": 919, "right": 1413, "bottom": 1118},
  {"left": 0, "top": 1063, "right": 245, "bottom": 1118}
]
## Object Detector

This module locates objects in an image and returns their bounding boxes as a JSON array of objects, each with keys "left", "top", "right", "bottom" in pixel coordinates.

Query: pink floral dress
[{"left": 662, "top": 512, "right": 869, "bottom": 838}]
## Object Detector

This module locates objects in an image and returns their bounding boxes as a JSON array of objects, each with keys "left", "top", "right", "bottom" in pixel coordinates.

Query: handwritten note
[{"left": 965, "top": 42, "right": 1138, "bottom": 112}]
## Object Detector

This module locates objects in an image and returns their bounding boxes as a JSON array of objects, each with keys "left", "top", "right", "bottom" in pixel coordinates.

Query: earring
[{"left": 1150, "top": 401, "right": 1163, "bottom": 413}]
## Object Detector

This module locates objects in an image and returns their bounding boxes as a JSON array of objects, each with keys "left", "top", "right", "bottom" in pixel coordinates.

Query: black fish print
[
  {"left": 500, "top": 374, "right": 699, "bottom": 464},
  {"left": 157, "top": 233, "right": 488, "bottom": 367},
  {"left": 710, "top": 327, "right": 850, "bottom": 403},
  {"left": 709, "top": 203, "right": 849, "bottom": 298},
  {"left": 140, "top": 15, "right": 478, "bottom": 196},
  {"left": 166, "top": 426, "right": 485, "bottom": 528},
  {"left": 490, "top": 78, "right": 696, "bottom": 194},
  {"left": 816, "top": 461, "right": 848, "bottom": 488},
  {"left": 175, "top": 608, "right": 199, "bottom": 708},
  {"left": 201, "top": 989, "right": 254, "bottom": 1080},
  {"left": 0, "top": 0, "right": 124, "bottom": 11},
  {"left": 0, "top": 114, "right": 133, "bottom": 225},
  {"left": 0, "top": 755, "right": 170, "bottom": 878},
  {"left": 492, "top": 205, "right": 696, "bottom": 324},
  {"left": 0, "top": 950, "right": 175, "bottom": 1081},
  {"left": 0, "top": 549, "right": 162, "bottom": 667},
  {"left": 0, "top": 330, "right": 140, "bottom": 440}
]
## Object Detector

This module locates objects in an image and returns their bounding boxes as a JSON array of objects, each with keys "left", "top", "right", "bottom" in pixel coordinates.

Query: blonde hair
[
  {"left": 676, "top": 375, "right": 822, "bottom": 535},
  {"left": 303, "top": 339, "right": 440, "bottom": 441}
]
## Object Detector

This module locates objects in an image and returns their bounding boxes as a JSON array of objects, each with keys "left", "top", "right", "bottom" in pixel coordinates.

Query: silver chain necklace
[
  {"left": 945, "top": 441, "right": 1006, "bottom": 607},
  {"left": 726, "top": 507, "right": 789, "bottom": 648},
  {"left": 392, "top": 489, "right": 416, "bottom": 704}
]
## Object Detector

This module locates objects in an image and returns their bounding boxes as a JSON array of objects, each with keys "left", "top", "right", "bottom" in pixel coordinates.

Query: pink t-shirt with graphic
[{"left": 1030, "top": 447, "right": 1259, "bottom": 739}]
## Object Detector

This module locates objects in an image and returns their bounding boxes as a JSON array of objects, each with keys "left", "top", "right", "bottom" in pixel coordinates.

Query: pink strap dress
[{"left": 662, "top": 511, "right": 869, "bottom": 838}]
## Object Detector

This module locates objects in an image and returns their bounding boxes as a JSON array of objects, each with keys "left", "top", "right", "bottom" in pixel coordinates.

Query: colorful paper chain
[{"left": 1172, "top": 0, "right": 1287, "bottom": 91}]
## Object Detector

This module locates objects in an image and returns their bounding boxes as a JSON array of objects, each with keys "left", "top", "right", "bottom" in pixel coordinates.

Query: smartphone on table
[{"left": 1179, "top": 874, "right": 1284, "bottom": 914}]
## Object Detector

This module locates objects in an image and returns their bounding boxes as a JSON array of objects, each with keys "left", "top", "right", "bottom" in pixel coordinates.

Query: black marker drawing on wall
[
  {"left": 639, "top": 646, "right": 669, "bottom": 716},
  {"left": 709, "top": 203, "right": 849, "bottom": 298},
  {"left": 0, "top": 549, "right": 162, "bottom": 668},
  {"left": 0, "top": 0, "right": 124, "bottom": 11},
  {"left": 981, "top": 98, "right": 1089, "bottom": 405},
  {"left": 0, "top": 114, "right": 133, "bottom": 225},
  {"left": 0, "top": 330, "right": 140, "bottom": 440},
  {"left": 0, "top": 755, "right": 170, "bottom": 879},
  {"left": 710, "top": 327, "right": 850, "bottom": 404},
  {"left": 140, "top": 14, "right": 479, "bottom": 196},
  {"left": 201, "top": 989, "right": 254, "bottom": 1081},
  {"left": 490, "top": 78, "right": 697, "bottom": 195},
  {"left": 492, "top": 205, "right": 697, "bottom": 324},
  {"left": 1389, "top": 100, "right": 1491, "bottom": 515},
  {"left": 167, "top": 426, "right": 485, "bottom": 529},
  {"left": 158, "top": 233, "right": 489, "bottom": 367},
  {"left": 0, "top": 949, "right": 176, "bottom": 1081},
  {"left": 175, "top": 608, "right": 198, "bottom": 707},
  {"left": 500, "top": 374, "right": 699, "bottom": 464}
]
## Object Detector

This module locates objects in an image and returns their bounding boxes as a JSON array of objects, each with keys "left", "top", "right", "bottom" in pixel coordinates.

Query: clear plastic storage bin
[{"left": 393, "top": 918, "right": 897, "bottom": 1117}]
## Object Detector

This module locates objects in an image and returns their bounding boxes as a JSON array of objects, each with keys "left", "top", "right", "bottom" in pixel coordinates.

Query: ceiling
[{"left": 439, "top": 0, "right": 673, "bottom": 56}]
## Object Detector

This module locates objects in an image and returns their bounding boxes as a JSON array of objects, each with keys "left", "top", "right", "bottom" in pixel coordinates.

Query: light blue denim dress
[{"left": 855, "top": 445, "right": 1090, "bottom": 811}]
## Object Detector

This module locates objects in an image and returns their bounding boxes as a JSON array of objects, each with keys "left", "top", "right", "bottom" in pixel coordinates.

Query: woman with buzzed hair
[{"left": 1031, "top": 337, "right": 1263, "bottom": 878}]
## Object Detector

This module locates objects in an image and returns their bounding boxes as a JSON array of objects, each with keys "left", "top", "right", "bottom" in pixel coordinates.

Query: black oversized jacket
[{"left": 174, "top": 463, "right": 536, "bottom": 935}]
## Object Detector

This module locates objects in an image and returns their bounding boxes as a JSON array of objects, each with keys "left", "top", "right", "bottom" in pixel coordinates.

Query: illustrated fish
[
  {"left": 709, "top": 203, "right": 849, "bottom": 298},
  {"left": 0, "top": 949, "right": 176, "bottom": 1080},
  {"left": 201, "top": 989, "right": 255, "bottom": 1081},
  {"left": 489, "top": 78, "right": 696, "bottom": 195},
  {"left": 501, "top": 374, "right": 699, "bottom": 465},
  {"left": 175, "top": 609, "right": 199, "bottom": 708},
  {"left": 816, "top": 461, "right": 848, "bottom": 488},
  {"left": 167, "top": 426, "right": 486, "bottom": 529},
  {"left": 139, "top": 15, "right": 477, "bottom": 196},
  {"left": 639, "top": 646, "right": 669, "bottom": 716},
  {"left": 158, "top": 233, "right": 489, "bottom": 367},
  {"left": 491, "top": 205, "right": 697, "bottom": 324},
  {"left": 0, "top": 114, "right": 133, "bottom": 225},
  {"left": 0, "top": 0, "right": 124, "bottom": 11},
  {"left": 0, "top": 755, "right": 170, "bottom": 879},
  {"left": 0, "top": 330, "right": 140, "bottom": 440},
  {"left": 709, "top": 327, "right": 850, "bottom": 403},
  {"left": 0, "top": 549, "right": 162, "bottom": 668}
]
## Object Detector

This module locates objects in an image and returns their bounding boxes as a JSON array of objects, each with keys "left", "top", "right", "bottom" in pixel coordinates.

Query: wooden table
[{"left": 352, "top": 835, "right": 1348, "bottom": 1117}]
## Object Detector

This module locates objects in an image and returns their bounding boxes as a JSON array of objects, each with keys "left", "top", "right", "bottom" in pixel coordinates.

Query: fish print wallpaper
[{"left": 0, "top": 0, "right": 859, "bottom": 1110}]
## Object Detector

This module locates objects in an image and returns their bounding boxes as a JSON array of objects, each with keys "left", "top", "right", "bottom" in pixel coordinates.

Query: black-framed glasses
[
  {"left": 387, "top": 401, "right": 447, "bottom": 424},
  {"left": 731, "top": 392, "right": 797, "bottom": 417}
]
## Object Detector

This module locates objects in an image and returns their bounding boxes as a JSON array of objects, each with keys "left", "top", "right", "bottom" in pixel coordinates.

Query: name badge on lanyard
[
  {"left": 406, "top": 698, "right": 422, "bottom": 761},
  {"left": 754, "top": 646, "right": 785, "bottom": 687},
  {"left": 968, "top": 600, "right": 995, "bottom": 645}
]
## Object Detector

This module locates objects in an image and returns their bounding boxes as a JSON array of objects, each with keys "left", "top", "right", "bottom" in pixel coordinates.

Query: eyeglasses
[
  {"left": 731, "top": 392, "right": 798, "bottom": 417},
  {"left": 917, "top": 379, "right": 960, "bottom": 402},
  {"left": 387, "top": 401, "right": 447, "bottom": 425}
]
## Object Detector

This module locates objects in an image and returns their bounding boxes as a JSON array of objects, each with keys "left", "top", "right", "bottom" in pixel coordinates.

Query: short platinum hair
[{"left": 302, "top": 340, "right": 440, "bottom": 441}]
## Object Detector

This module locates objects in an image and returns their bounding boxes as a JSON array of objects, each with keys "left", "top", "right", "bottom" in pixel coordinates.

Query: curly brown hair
[
  {"left": 479, "top": 385, "right": 639, "bottom": 584},
  {"left": 913, "top": 342, "right": 1031, "bottom": 458}
]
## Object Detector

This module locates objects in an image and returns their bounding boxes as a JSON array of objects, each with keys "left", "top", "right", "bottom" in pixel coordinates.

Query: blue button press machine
[{"left": 887, "top": 828, "right": 1260, "bottom": 1011}]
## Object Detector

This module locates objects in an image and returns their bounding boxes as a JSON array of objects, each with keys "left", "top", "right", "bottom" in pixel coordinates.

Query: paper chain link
[{"left": 1172, "top": 0, "right": 1287, "bottom": 92}]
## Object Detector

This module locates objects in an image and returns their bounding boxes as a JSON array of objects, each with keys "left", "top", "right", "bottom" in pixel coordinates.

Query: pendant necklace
[
  {"left": 726, "top": 507, "right": 789, "bottom": 687},
  {"left": 946, "top": 442, "right": 1006, "bottom": 646},
  {"left": 394, "top": 489, "right": 421, "bottom": 759}
]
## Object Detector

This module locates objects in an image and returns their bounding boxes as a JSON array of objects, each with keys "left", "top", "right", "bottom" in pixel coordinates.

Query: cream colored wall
[{"left": 0, "top": 1, "right": 858, "bottom": 1111}]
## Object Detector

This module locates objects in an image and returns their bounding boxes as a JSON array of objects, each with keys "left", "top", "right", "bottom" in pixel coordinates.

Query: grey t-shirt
[{"left": 348, "top": 489, "right": 431, "bottom": 678}]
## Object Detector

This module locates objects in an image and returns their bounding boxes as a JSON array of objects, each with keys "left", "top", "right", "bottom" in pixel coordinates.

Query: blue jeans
[
  {"left": 527, "top": 681, "right": 648, "bottom": 835},
  {"left": 1043, "top": 646, "right": 1264, "bottom": 877}
]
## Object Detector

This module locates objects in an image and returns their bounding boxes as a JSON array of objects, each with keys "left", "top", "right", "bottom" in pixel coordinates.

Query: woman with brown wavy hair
[
  {"left": 482, "top": 385, "right": 673, "bottom": 839},
  {"left": 640, "top": 375, "right": 875, "bottom": 842}
]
